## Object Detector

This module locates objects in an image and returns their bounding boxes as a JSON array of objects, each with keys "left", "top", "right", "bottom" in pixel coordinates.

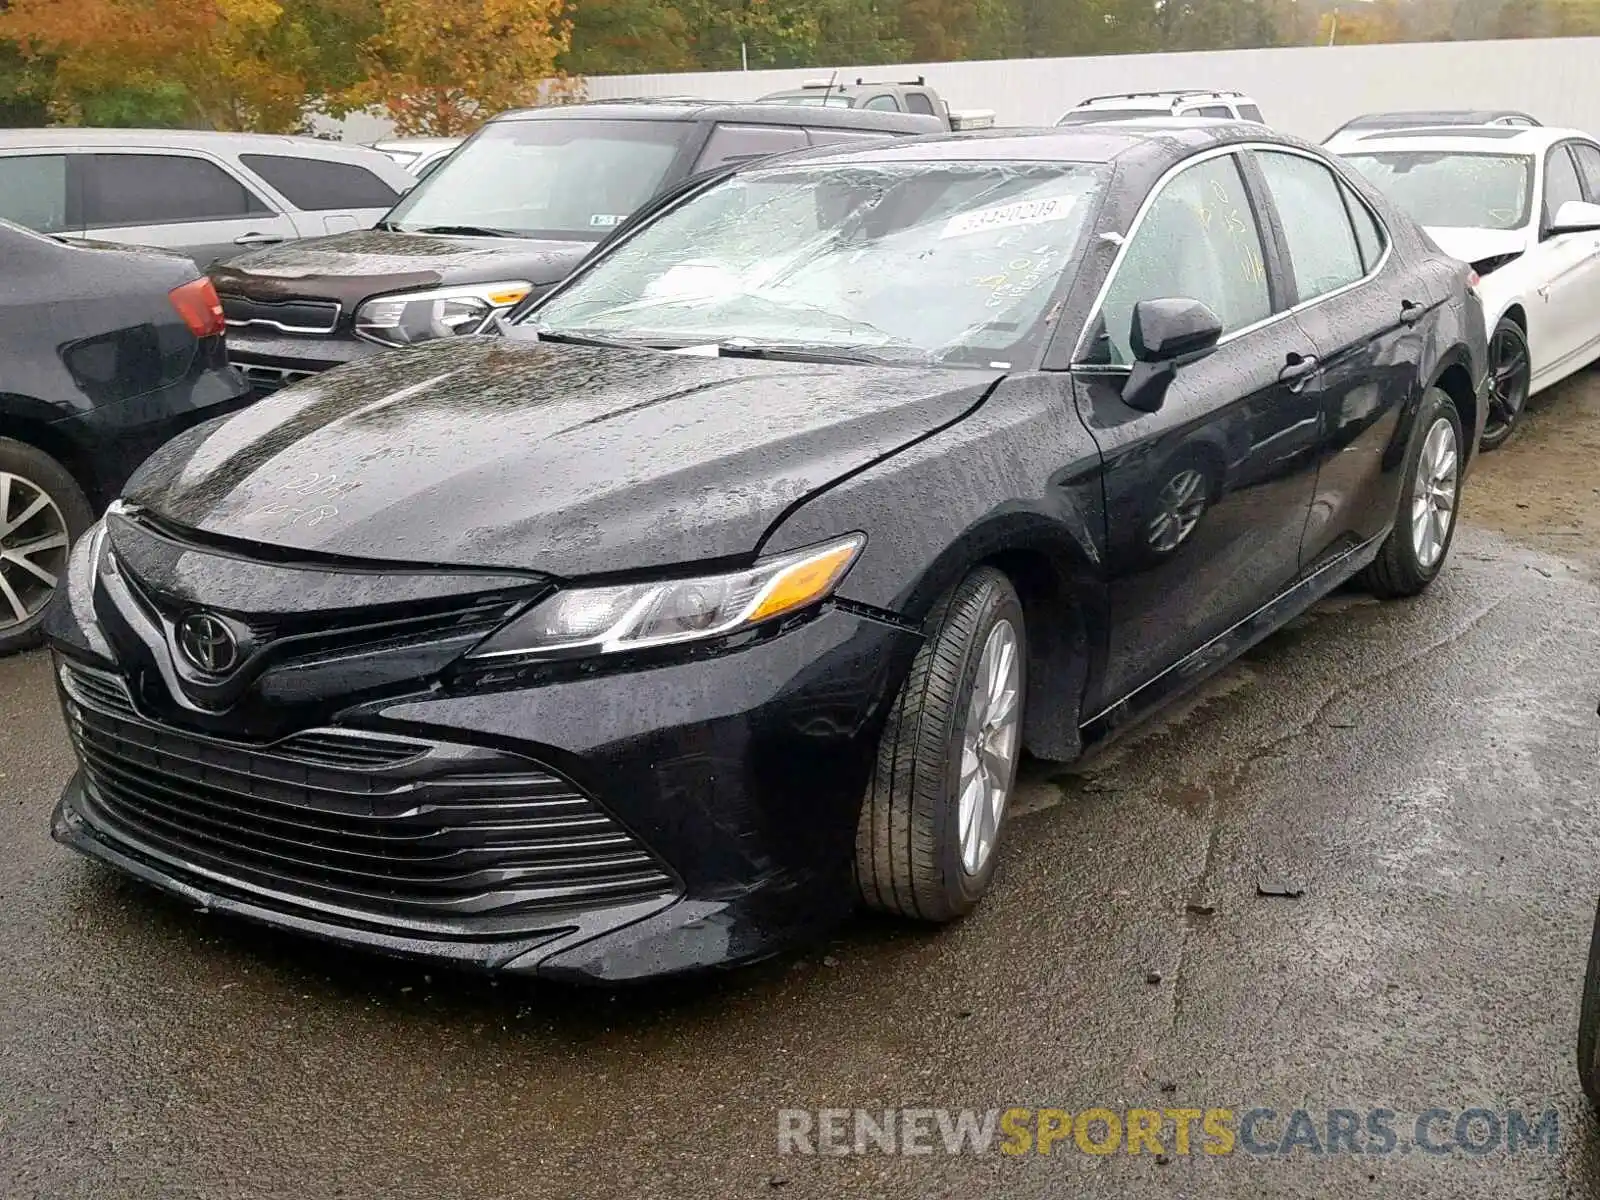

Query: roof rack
[
  {"left": 854, "top": 76, "right": 927, "bottom": 87},
  {"left": 1079, "top": 89, "right": 1242, "bottom": 104}
]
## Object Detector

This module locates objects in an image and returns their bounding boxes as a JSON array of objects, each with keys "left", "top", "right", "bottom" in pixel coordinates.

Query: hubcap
[
  {"left": 0, "top": 472, "right": 69, "bottom": 632},
  {"left": 1410, "top": 417, "right": 1458, "bottom": 570},
  {"left": 1486, "top": 325, "right": 1529, "bottom": 434},
  {"left": 957, "top": 619, "right": 1021, "bottom": 876},
  {"left": 1146, "top": 468, "right": 1207, "bottom": 553}
]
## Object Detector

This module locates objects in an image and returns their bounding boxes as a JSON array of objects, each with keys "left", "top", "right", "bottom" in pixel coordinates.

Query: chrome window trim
[{"left": 1069, "top": 141, "right": 1395, "bottom": 369}]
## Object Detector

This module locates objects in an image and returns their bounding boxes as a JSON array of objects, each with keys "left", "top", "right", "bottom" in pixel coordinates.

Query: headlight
[
  {"left": 467, "top": 534, "right": 865, "bottom": 661},
  {"left": 354, "top": 281, "right": 533, "bottom": 347}
]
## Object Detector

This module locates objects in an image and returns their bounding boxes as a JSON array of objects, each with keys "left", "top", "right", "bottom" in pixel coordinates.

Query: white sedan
[{"left": 1327, "top": 125, "right": 1600, "bottom": 448}]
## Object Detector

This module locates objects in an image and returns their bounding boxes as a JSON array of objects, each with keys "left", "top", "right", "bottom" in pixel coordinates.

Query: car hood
[
  {"left": 209, "top": 228, "right": 593, "bottom": 314},
  {"left": 1422, "top": 226, "right": 1529, "bottom": 266},
  {"left": 123, "top": 337, "right": 1003, "bottom": 576}
]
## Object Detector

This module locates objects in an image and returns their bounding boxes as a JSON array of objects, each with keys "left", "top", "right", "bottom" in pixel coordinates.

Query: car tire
[
  {"left": 1579, "top": 896, "right": 1600, "bottom": 1109},
  {"left": 1479, "top": 316, "right": 1530, "bottom": 451},
  {"left": 0, "top": 438, "right": 92, "bottom": 656},
  {"left": 855, "top": 566, "right": 1026, "bottom": 923},
  {"left": 1360, "top": 388, "right": 1463, "bottom": 599}
]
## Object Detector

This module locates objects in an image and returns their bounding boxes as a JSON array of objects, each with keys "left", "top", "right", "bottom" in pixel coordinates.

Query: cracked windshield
[{"left": 533, "top": 161, "right": 1105, "bottom": 365}]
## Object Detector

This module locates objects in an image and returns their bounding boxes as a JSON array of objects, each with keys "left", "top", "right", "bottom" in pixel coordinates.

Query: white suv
[{"left": 1056, "top": 90, "right": 1265, "bottom": 127}]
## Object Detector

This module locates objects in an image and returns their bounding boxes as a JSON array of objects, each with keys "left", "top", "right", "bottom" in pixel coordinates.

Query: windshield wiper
[
  {"left": 708, "top": 340, "right": 904, "bottom": 366},
  {"left": 522, "top": 327, "right": 652, "bottom": 351},
  {"left": 407, "top": 224, "right": 518, "bottom": 238}
]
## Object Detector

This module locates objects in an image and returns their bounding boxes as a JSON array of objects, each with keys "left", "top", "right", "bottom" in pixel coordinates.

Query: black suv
[{"left": 212, "top": 100, "right": 942, "bottom": 395}]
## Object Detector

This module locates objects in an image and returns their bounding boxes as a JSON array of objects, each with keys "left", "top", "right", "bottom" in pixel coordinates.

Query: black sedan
[
  {"left": 0, "top": 220, "right": 249, "bottom": 654},
  {"left": 45, "top": 123, "right": 1488, "bottom": 983}
]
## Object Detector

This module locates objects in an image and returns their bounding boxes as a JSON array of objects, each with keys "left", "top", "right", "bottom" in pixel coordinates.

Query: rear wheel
[
  {"left": 1360, "top": 388, "right": 1462, "bottom": 599},
  {"left": 1480, "top": 317, "right": 1530, "bottom": 451},
  {"left": 855, "top": 567, "right": 1026, "bottom": 922},
  {"left": 0, "top": 439, "right": 91, "bottom": 656}
]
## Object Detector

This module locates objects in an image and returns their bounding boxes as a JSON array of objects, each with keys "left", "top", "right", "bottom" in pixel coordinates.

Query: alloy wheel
[
  {"left": 956, "top": 618, "right": 1021, "bottom": 876},
  {"left": 1146, "top": 468, "right": 1207, "bottom": 553},
  {"left": 0, "top": 471, "right": 70, "bottom": 633},
  {"left": 1484, "top": 323, "right": 1530, "bottom": 444},
  {"left": 1410, "top": 417, "right": 1458, "bottom": 570}
]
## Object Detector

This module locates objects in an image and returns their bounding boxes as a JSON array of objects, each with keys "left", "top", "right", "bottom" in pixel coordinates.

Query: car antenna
[{"left": 823, "top": 69, "right": 839, "bottom": 104}]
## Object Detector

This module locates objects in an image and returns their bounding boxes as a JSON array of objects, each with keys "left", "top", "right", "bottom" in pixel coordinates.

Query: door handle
[
  {"left": 233, "top": 232, "right": 284, "bottom": 246},
  {"left": 1399, "top": 300, "right": 1425, "bottom": 327},
  {"left": 1278, "top": 352, "right": 1320, "bottom": 390}
]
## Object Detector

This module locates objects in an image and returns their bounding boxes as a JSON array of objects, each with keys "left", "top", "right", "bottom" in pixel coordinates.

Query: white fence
[{"left": 325, "top": 36, "right": 1600, "bottom": 144}]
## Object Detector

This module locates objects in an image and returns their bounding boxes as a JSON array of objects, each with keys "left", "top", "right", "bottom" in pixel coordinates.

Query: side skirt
[{"left": 1079, "top": 527, "right": 1388, "bottom": 747}]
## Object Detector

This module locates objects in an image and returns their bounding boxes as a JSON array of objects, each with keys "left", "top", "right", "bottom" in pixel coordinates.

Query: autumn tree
[
  {"left": 345, "top": 0, "right": 573, "bottom": 135},
  {"left": 562, "top": 0, "right": 696, "bottom": 75},
  {"left": 0, "top": 0, "right": 344, "bottom": 129}
]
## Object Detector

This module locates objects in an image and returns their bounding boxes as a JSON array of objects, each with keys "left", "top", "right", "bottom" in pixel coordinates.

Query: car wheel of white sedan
[{"left": 1480, "top": 316, "right": 1530, "bottom": 451}]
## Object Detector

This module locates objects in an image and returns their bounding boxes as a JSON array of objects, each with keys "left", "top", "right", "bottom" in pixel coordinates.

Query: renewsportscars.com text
[{"left": 777, "top": 1106, "right": 1560, "bottom": 1158}]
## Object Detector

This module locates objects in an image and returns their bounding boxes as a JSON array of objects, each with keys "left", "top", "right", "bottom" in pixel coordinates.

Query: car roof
[
  {"left": 372, "top": 137, "right": 461, "bottom": 150},
  {"left": 723, "top": 120, "right": 1292, "bottom": 170},
  {"left": 0, "top": 127, "right": 395, "bottom": 160},
  {"left": 492, "top": 100, "right": 943, "bottom": 134},
  {"left": 1072, "top": 90, "right": 1251, "bottom": 109},
  {"left": 1337, "top": 109, "right": 1539, "bottom": 130},
  {"left": 1326, "top": 125, "right": 1584, "bottom": 154}
]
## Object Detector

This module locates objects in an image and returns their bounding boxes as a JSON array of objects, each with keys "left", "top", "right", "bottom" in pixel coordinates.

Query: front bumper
[
  {"left": 50, "top": 607, "right": 922, "bottom": 984},
  {"left": 224, "top": 328, "right": 381, "bottom": 394}
]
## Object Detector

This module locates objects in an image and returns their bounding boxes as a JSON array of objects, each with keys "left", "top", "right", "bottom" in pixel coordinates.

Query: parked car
[
  {"left": 1325, "top": 109, "right": 1541, "bottom": 141},
  {"left": 0, "top": 219, "right": 248, "bottom": 653},
  {"left": 0, "top": 130, "right": 416, "bottom": 269},
  {"left": 370, "top": 136, "right": 463, "bottom": 178},
  {"left": 756, "top": 77, "right": 995, "bottom": 130},
  {"left": 46, "top": 121, "right": 1485, "bottom": 982},
  {"left": 1057, "top": 90, "right": 1265, "bottom": 125},
  {"left": 1327, "top": 124, "right": 1600, "bottom": 448},
  {"left": 211, "top": 100, "right": 944, "bottom": 396}
]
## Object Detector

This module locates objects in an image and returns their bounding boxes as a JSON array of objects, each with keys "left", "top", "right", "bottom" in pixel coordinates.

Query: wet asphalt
[{"left": 4, "top": 382, "right": 1600, "bottom": 1200}]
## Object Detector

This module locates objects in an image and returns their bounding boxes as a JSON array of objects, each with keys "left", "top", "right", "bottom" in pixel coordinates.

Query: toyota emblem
[{"left": 176, "top": 612, "right": 240, "bottom": 675}]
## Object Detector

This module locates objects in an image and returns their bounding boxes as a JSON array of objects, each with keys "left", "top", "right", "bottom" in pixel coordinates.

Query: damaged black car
[{"left": 47, "top": 123, "right": 1487, "bottom": 982}]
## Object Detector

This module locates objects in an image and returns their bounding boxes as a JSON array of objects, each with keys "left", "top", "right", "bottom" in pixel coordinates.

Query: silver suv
[
  {"left": 0, "top": 129, "right": 417, "bottom": 267},
  {"left": 1057, "top": 90, "right": 1266, "bottom": 126}
]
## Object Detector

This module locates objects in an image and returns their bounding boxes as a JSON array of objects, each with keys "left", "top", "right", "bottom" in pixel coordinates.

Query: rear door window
[
  {"left": 695, "top": 123, "right": 808, "bottom": 171},
  {"left": 1256, "top": 149, "right": 1365, "bottom": 301},
  {"left": 0, "top": 153, "right": 70, "bottom": 233},
  {"left": 1238, "top": 104, "right": 1265, "bottom": 123},
  {"left": 1194, "top": 105, "right": 1233, "bottom": 118},
  {"left": 863, "top": 95, "right": 901, "bottom": 111},
  {"left": 1569, "top": 141, "right": 1600, "bottom": 203},
  {"left": 1543, "top": 143, "right": 1584, "bottom": 227},
  {"left": 83, "top": 153, "right": 271, "bottom": 227},
  {"left": 237, "top": 154, "right": 401, "bottom": 211},
  {"left": 904, "top": 92, "right": 937, "bottom": 116}
]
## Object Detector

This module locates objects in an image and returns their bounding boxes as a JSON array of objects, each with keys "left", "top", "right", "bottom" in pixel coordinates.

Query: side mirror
[
  {"left": 1546, "top": 199, "right": 1600, "bottom": 238},
  {"left": 1122, "top": 297, "right": 1224, "bottom": 413}
]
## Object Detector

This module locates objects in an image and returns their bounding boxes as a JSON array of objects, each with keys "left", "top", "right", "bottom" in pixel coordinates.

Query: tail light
[
  {"left": 1467, "top": 268, "right": 1481, "bottom": 290},
  {"left": 169, "top": 277, "right": 225, "bottom": 339}
]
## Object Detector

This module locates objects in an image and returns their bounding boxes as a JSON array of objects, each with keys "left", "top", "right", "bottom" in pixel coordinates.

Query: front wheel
[
  {"left": 0, "top": 439, "right": 92, "bottom": 656},
  {"left": 1480, "top": 316, "right": 1530, "bottom": 451},
  {"left": 1360, "top": 388, "right": 1463, "bottom": 599},
  {"left": 855, "top": 567, "right": 1026, "bottom": 923}
]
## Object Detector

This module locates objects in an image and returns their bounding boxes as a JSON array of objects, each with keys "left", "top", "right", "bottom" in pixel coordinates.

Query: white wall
[{"left": 324, "top": 36, "right": 1600, "bottom": 143}]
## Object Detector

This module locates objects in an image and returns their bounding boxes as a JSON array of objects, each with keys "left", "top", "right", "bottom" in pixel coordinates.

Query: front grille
[
  {"left": 221, "top": 295, "right": 340, "bottom": 335},
  {"left": 233, "top": 362, "right": 319, "bottom": 394},
  {"left": 60, "top": 662, "right": 676, "bottom": 933},
  {"left": 115, "top": 557, "right": 521, "bottom": 668}
]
